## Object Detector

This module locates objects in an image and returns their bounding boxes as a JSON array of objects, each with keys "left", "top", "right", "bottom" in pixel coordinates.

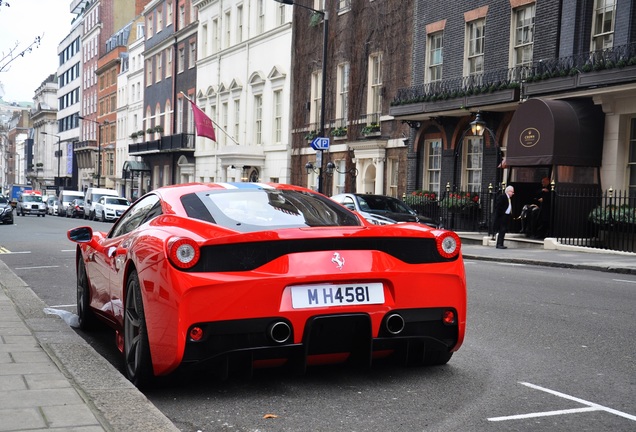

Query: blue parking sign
[{"left": 311, "top": 137, "right": 330, "bottom": 150}]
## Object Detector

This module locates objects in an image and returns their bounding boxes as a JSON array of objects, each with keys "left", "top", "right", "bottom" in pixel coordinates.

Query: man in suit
[{"left": 493, "top": 185, "right": 515, "bottom": 249}]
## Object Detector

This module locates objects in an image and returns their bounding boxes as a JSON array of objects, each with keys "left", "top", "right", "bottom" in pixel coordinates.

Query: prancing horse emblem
[{"left": 331, "top": 252, "right": 345, "bottom": 270}]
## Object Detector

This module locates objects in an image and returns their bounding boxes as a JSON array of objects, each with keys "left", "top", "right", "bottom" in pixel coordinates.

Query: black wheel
[
  {"left": 89, "top": 210, "right": 95, "bottom": 221},
  {"left": 124, "top": 271, "right": 153, "bottom": 387},
  {"left": 76, "top": 259, "right": 97, "bottom": 330},
  {"left": 101, "top": 211, "right": 106, "bottom": 222}
]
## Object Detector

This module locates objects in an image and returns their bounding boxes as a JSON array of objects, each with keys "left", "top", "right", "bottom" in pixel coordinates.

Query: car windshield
[
  {"left": 0, "top": 196, "right": 7, "bottom": 204},
  {"left": 24, "top": 195, "right": 43, "bottom": 202},
  {"left": 106, "top": 197, "right": 130, "bottom": 205},
  {"left": 183, "top": 189, "right": 361, "bottom": 230}
]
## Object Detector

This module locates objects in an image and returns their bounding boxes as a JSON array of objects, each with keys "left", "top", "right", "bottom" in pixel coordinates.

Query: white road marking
[
  {"left": 61, "top": 249, "right": 76, "bottom": 252},
  {"left": 15, "top": 265, "right": 60, "bottom": 270},
  {"left": 0, "top": 250, "right": 31, "bottom": 254},
  {"left": 612, "top": 279, "right": 636, "bottom": 284},
  {"left": 50, "top": 304, "right": 76, "bottom": 308},
  {"left": 488, "top": 382, "right": 636, "bottom": 422}
]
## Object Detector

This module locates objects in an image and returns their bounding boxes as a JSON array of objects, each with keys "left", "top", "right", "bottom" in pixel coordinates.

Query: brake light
[
  {"left": 168, "top": 237, "right": 200, "bottom": 269},
  {"left": 435, "top": 231, "right": 461, "bottom": 259}
]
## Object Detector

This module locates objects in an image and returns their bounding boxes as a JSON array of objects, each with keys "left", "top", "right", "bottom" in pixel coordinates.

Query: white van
[
  {"left": 84, "top": 188, "right": 119, "bottom": 220},
  {"left": 57, "top": 190, "right": 84, "bottom": 216}
]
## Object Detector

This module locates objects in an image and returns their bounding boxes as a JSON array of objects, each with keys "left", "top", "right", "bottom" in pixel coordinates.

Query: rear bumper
[{"left": 180, "top": 308, "right": 459, "bottom": 375}]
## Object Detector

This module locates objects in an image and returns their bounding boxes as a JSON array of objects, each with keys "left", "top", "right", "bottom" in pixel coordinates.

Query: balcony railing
[
  {"left": 129, "top": 133, "right": 195, "bottom": 154},
  {"left": 392, "top": 42, "right": 636, "bottom": 107}
]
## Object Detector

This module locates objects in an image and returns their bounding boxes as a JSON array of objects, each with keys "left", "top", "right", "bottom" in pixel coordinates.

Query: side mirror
[{"left": 67, "top": 226, "right": 93, "bottom": 243}]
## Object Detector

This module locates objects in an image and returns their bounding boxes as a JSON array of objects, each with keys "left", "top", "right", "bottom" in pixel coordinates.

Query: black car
[
  {"left": 0, "top": 195, "right": 14, "bottom": 225},
  {"left": 331, "top": 193, "right": 437, "bottom": 227},
  {"left": 66, "top": 198, "right": 86, "bottom": 218}
]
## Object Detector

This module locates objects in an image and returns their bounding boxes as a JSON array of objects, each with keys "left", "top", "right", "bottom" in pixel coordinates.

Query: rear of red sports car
[{"left": 71, "top": 183, "right": 466, "bottom": 385}]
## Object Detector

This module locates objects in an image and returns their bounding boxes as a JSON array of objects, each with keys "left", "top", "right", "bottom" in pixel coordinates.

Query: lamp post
[
  {"left": 77, "top": 116, "right": 108, "bottom": 188},
  {"left": 275, "top": 0, "right": 328, "bottom": 194},
  {"left": 41, "top": 132, "right": 61, "bottom": 187}
]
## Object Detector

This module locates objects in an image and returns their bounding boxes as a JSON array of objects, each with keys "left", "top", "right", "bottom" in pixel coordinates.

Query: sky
[{"left": 0, "top": 0, "right": 74, "bottom": 103}]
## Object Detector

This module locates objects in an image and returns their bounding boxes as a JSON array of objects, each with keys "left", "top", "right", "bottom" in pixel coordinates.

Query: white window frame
[
  {"left": 591, "top": 0, "right": 616, "bottom": 51},
  {"left": 465, "top": 19, "right": 485, "bottom": 76},
  {"left": 273, "top": 90, "right": 282, "bottom": 144},
  {"left": 427, "top": 31, "right": 443, "bottom": 83},
  {"left": 424, "top": 139, "right": 442, "bottom": 195},
  {"left": 463, "top": 136, "right": 483, "bottom": 193},
  {"left": 511, "top": 4, "right": 535, "bottom": 68},
  {"left": 237, "top": 5, "right": 243, "bottom": 43},
  {"left": 254, "top": 94, "right": 263, "bottom": 145},
  {"left": 336, "top": 62, "right": 349, "bottom": 127},
  {"left": 367, "top": 53, "right": 382, "bottom": 124},
  {"left": 311, "top": 71, "right": 322, "bottom": 127}
]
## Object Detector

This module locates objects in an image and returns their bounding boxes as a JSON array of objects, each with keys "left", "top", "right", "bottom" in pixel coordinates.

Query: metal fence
[{"left": 404, "top": 187, "right": 636, "bottom": 253}]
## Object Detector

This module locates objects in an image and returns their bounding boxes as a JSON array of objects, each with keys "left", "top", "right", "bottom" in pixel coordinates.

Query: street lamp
[
  {"left": 41, "top": 132, "right": 61, "bottom": 187},
  {"left": 77, "top": 116, "right": 108, "bottom": 188},
  {"left": 275, "top": 0, "right": 328, "bottom": 194}
]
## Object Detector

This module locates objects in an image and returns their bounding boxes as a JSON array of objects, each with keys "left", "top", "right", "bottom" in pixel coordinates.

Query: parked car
[
  {"left": 0, "top": 195, "right": 14, "bottom": 225},
  {"left": 331, "top": 193, "right": 437, "bottom": 227},
  {"left": 67, "top": 182, "right": 466, "bottom": 388},
  {"left": 66, "top": 199, "right": 86, "bottom": 218},
  {"left": 57, "top": 190, "right": 84, "bottom": 216},
  {"left": 84, "top": 187, "right": 119, "bottom": 220},
  {"left": 94, "top": 196, "right": 131, "bottom": 222},
  {"left": 46, "top": 196, "right": 57, "bottom": 215},
  {"left": 16, "top": 191, "right": 47, "bottom": 217}
]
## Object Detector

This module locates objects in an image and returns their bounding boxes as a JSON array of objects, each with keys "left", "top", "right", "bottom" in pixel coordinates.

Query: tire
[
  {"left": 76, "top": 259, "right": 98, "bottom": 330},
  {"left": 101, "top": 211, "right": 106, "bottom": 222},
  {"left": 89, "top": 210, "right": 95, "bottom": 221},
  {"left": 124, "top": 271, "right": 153, "bottom": 388}
]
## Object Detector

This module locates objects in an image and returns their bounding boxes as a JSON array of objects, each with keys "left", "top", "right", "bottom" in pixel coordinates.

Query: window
[
  {"left": 336, "top": 62, "right": 349, "bottom": 127},
  {"left": 233, "top": 99, "right": 240, "bottom": 140},
  {"left": 464, "top": 136, "right": 483, "bottom": 193},
  {"left": 167, "top": 1, "right": 173, "bottom": 25},
  {"left": 512, "top": 4, "right": 535, "bottom": 67},
  {"left": 338, "top": 0, "right": 351, "bottom": 13},
  {"left": 367, "top": 53, "right": 382, "bottom": 123},
  {"left": 591, "top": 0, "right": 615, "bottom": 50},
  {"left": 179, "top": 4, "right": 185, "bottom": 29},
  {"left": 424, "top": 139, "right": 441, "bottom": 194},
  {"left": 221, "top": 102, "right": 229, "bottom": 145},
  {"left": 146, "top": 59, "right": 153, "bottom": 84},
  {"left": 277, "top": 3, "right": 285, "bottom": 26},
  {"left": 189, "top": 41, "right": 196, "bottom": 68},
  {"left": 156, "top": 53, "right": 162, "bottom": 83},
  {"left": 212, "top": 18, "right": 219, "bottom": 52},
  {"left": 273, "top": 90, "right": 282, "bottom": 144},
  {"left": 166, "top": 48, "right": 173, "bottom": 78},
  {"left": 389, "top": 159, "right": 399, "bottom": 198},
  {"left": 157, "top": 8, "right": 163, "bottom": 32},
  {"left": 201, "top": 24, "right": 208, "bottom": 56},
  {"left": 257, "top": 0, "right": 264, "bottom": 33},
  {"left": 311, "top": 71, "right": 322, "bottom": 127},
  {"left": 466, "top": 19, "right": 485, "bottom": 76},
  {"left": 224, "top": 11, "right": 231, "bottom": 48},
  {"left": 254, "top": 95, "right": 263, "bottom": 145},
  {"left": 178, "top": 46, "right": 185, "bottom": 73},
  {"left": 427, "top": 31, "right": 443, "bottom": 82},
  {"left": 629, "top": 118, "right": 636, "bottom": 197},
  {"left": 333, "top": 160, "right": 346, "bottom": 195},
  {"left": 147, "top": 15, "right": 153, "bottom": 38},
  {"left": 176, "top": 98, "right": 183, "bottom": 133},
  {"left": 237, "top": 5, "right": 243, "bottom": 43}
]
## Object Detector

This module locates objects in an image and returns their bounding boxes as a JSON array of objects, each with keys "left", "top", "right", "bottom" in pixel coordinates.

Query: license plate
[{"left": 290, "top": 283, "right": 384, "bottom": 309}]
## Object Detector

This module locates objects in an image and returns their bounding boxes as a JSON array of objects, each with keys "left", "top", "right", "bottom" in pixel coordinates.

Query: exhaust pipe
[
  {"left": 268, "top": 321, "right": 292, "bottom": 344},
  {"left": 385, "top": 313, "right": 405, "bottom": 335}
]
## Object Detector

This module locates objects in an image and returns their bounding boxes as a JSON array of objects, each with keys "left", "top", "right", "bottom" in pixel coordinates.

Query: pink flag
[{"left": 189, "top": 100, "right": 216, "bottom": 141}]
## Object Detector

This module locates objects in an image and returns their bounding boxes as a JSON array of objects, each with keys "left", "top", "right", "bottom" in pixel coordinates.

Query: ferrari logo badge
[{"left": 331, "top": 252, "right": 345, "bottom": 270}]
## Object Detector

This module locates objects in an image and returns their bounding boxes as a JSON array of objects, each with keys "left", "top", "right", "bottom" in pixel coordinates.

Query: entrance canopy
[
  {"left": 122, "top": 160, "right": 150, "bottom": 179},
  {"left": 505, "top": 98, "right": 604, "bottom": 167}
]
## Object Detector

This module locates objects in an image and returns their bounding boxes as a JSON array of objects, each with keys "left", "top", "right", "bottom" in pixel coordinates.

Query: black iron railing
[{"left": 404, "top": 187, "right": 636, "bottom": 253}]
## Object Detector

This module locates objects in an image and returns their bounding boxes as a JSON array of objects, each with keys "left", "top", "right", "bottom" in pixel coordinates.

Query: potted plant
[
  {"left": 130, "top": 132, "right": 138, "bottom": 140},
  {"left": 154, "top": 125, "right": 164, "bottom": 134},
  {"left": 331, "top": 127, "right": 347, "bottom": 138},
  {"left": 304, "top": 130, "right": 318, "bottom": 141},
  {"left": 440, "top": 192, "right": 480, "bottom": 214},
  {"left": 361, "top": 123, "right": 381, "bottom": 136}
]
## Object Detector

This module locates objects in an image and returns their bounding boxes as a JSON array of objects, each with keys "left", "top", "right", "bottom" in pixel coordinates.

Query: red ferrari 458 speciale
[{"left": 68, "top": 182, "right": 466, "bottom": 387}]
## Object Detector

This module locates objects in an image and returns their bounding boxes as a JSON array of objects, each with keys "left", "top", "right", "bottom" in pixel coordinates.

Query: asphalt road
[{"left": 1, "top": 214, "right": 635, "bottom": 431}]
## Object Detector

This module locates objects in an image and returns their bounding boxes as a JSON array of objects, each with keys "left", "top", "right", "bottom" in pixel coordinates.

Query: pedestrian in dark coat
[{"left": 493, "top": 186, "right": 515, "bottom": 249}]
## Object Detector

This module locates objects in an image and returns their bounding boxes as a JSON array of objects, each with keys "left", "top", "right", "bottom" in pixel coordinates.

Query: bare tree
[{"left": 0, "top": 36, "right": 42, "bottom": 73}]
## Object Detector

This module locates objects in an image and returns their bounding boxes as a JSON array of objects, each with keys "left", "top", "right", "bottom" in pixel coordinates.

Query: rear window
[{"left": 181, "top": 189, "right": 361, "bottom": 231}]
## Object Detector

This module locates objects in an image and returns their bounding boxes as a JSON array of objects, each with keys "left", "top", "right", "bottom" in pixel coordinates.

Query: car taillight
[
  {"left": 168, "top": 237, "right": 200, "bottom": 269},
  {"left": 435, "top": 231, "right": 461, "bottom": 259}
]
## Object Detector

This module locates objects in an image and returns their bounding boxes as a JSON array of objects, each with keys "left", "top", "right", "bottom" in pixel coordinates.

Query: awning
[
  {"left": 122, "top": 160, "right": 150, "bottom": 180},
  {"left": 505, "top": 98, "right": 604, "bottom": 167}
]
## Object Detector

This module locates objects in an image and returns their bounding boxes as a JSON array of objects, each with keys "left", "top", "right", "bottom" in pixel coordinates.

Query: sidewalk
[
  {"left": 0, "top": 242, "right": 634, "bottom": 432},
  {"left": 0, "top": 259, "right": 179, "bottom": 432}
]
